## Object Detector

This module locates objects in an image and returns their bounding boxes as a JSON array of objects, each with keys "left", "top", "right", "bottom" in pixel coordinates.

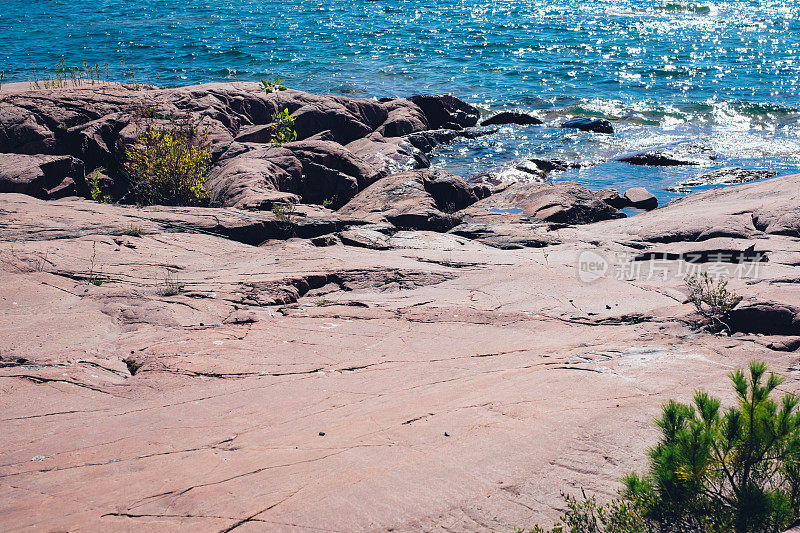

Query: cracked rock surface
[{"left": 4, "top": 92, "right": 800, "bottom": 530}]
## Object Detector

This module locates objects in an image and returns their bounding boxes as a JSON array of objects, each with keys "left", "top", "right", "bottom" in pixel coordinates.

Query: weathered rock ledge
[{"left": 2, "top": 83, "right": 800, "bottom": 531}]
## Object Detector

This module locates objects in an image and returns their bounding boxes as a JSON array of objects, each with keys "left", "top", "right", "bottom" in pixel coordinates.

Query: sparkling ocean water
[{"left": 1, "top": 0, "right": 799, "bottom": 202}]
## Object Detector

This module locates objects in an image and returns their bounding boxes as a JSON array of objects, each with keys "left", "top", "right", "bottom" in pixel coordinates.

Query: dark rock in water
[
  {"left": 408, "top": 94, "right": 480, "bottom": 130},
  {"left": 0, "top": 154, "right": 87, "bottom": 200},
  {"left": 480, "top": 112, "right": 542, "bottom": 127},
  {"left": 338, "top": 169, "right": 475, "bottom": 232},
  {"left": 562, "top": 117, "right": 614, "bottom": 134},
  {"left": 596, "top": 188, "right": 630, "bottom": 210},
  {"left": 616, "top": 143, "right": 715, "bottom": 166},
  {"left": 403, "top": 126, "right": 496, "bottom": 155},
  {"left": 672, "top": 167, "right": 777, "bottom": 189},
  {"left": 459, "top": 126, "right": 499, "bottom": 139},
  {"left": 462, "top": 181, "right": 625, "bottom": 225},
  {"left": 526, "top": 158, "right": 581, "bottom": 172},
  {"left": 404, "top": 129, "right": 460, "bottom": 154},
  {"left": 624, "top": 187, "right": 658, "bottom": 210}
]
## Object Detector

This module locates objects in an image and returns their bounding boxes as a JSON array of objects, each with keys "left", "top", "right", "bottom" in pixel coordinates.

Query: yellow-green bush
[{"left": 124, "top": 125, "right": 211, "bottom": 206}]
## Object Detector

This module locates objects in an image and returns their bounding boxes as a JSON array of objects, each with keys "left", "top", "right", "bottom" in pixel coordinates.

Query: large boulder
[
  {"left": 338, "top": 169, "right": 476, "bottom": 232},
  {"left": 0, "top": 154, "right": 87, "bottom": 200},
  {"left": 596, "top": 188, "right": 630, "bottom": 209},
  {"left": 207, "top": 139, "right": 378, "bottom": 209},
  {"left": 408, "top": 94, "right": 480, "bottom": 130},
  {"left": 346, "top": 135, "right": 428, "bottom": 177},
  {"left": 376, "top": 99, "right": 430, "bottom": 137},
  {"left": 206, "top": 145, "right": 303, "bottom": 210},
  {"left": 462, "top": 181, "right": 625, "bottom": 225},
  {"left": 286, "top": 139, "right": 380, "bottom": 205}
]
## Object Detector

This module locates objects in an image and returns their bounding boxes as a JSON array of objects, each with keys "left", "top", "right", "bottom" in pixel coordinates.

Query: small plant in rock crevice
[
  {"left": 89, "top": 169, "right": 110, "bottom": 203},
  {"left": 685, "top": 272, "right": 743, "bottom": 333},
  {"left": 87, "top": 241, "right": 105, "bottom": 286},
  {"left": 124, "top": 224, "right": 143, "bottom": 238},
  {"left": 157, "top": 269, "right": 184, "bottom": 297},
  {"left": 272, "top": 201, "right": 295, "bottom": 222},
  {"left": 322, "top": 195, "right": 338, "bottom": 209},
  {"left": 269, "top": 108, "right": 297, "bottom": 146},
  {"left": 260, "top": 77, "right": 287, "bottom": 94}
]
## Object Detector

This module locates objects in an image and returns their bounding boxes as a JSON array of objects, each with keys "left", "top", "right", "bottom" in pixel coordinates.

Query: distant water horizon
[{"left": 2, "top": 0, "right": 799, "bottom": 201}]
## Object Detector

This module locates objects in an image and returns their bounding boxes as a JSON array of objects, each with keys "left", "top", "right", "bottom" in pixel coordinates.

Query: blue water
[{"left": 1, "top": 0, "right": 799, "bottom": 202}]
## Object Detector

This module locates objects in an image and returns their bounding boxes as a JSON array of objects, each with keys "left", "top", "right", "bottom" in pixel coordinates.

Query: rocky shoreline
[{"left": 2, "top": 83, "right": 800, "bottom": 530}]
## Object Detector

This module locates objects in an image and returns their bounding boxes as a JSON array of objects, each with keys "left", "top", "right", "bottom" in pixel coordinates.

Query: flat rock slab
[
  {"left": 4, "top": 173, "right": 800, "bottom": 531},
  {"left": 0, "top": 194, "right": 357, "bottom": 245}
]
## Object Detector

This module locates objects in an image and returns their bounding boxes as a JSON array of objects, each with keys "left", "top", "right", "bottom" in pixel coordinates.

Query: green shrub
[
  {"left": 528, "top": 362, "right": 800, "bottom": 533},
  {"left": 624, "top": 361, "right": 800, "bottom": 532},
  {"left": 522, "top": 491, "right": 647, "bottom": 533},
  {"left": 685, "top": 273, "right": 743, "bottom": 333},
  {"left": 123, "top": 123, "right": 211, "bottom": 206},
  {"left": 272, "top": 201, "right": 295, "bottom": 222},
  {"left": 269, "top": 108, "right": 297, "bottom": 146}
]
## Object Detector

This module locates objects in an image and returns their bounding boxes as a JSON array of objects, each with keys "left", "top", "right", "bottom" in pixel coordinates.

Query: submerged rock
[
  {"left": 562, "top": 117, "right": 614, "bottom": 134},
  {"left": 670, "top": 167, "right": 777, "bottom": 189},
  {"left": 616, "top": 143, "right": 716, "bottom": 166},
  {"left": 480, "top": 111, "right": 542, "bottom": 127}
]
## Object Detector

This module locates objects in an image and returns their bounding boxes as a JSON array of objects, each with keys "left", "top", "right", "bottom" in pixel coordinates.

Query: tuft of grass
[
  {"left": 87, "top": 241, "right": 105, "bottom": 286},
  {"left": 322, "top": 195, "right": 338, "bottom": 209},
  {"left": 157, "top": 269, "right": 184, "bottom": 297},
  {"left": 314, "top": 299, "right": 333, "bottom": 307},
  {"left": 123, "top": 224, "right": 143, "bottom": 238}
]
